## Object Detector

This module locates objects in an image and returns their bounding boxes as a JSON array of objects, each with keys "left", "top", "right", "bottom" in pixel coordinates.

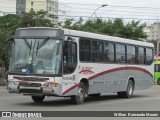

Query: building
[
  {"left": 144, "top": 22, "right": 160, "bottom": 41},
  {"left": 0, "top": 0, "right": 16, "bottom": 16},
  {"left": 16, "top": 0, "right": 58, "bottom": 23}
]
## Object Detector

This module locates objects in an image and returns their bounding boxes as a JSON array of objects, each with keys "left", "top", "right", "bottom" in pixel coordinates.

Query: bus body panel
[{"left": 7, "top": 28, "right": 154, "bottom": 99}]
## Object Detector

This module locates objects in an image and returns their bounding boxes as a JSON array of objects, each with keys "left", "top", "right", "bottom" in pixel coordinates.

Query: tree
[
  {"left": 0, "top": 14, "right": 21, "bottom": 71},
  {"left": 0, "top": 10, "right": 55, "bottom": 72},
  {"left": 62, "top": 18, "right": 147, "bottom": 40},
  {"left": 20, "top": 10, "right": 54, "bottom": 27},
  {"left": 123, "top": 21, "right": 147, "bottom": 40}
]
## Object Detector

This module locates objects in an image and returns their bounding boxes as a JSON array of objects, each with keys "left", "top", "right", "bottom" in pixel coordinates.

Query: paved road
[{"left": 0, "top": 85, "right": 160, "bottom": 112}]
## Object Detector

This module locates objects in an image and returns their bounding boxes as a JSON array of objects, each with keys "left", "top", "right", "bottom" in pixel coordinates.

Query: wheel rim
[
  {"left": 128, "top": 83, "right": 133, "bottom": 96},
  {"left": 77, "top": 88, "right": 84, "bottom": 101}
]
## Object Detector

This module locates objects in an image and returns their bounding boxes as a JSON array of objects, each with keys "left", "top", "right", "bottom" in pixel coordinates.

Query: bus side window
[
  {"left": 146, "top": 48, "right": 153, "bottom": 65},
  {"left": 63, "top": 41, "right": 77, "bottom": 74},
  {"left": 137, "top": 47, "right": 145, "bottom": 64},
  {"left": 115, "top": 43, "right": 126, "bottom": 63},
  {"left": 79, "top": 39, "right": 91, "bottom": 62},
  {"left": 155, "top": 64, "right": 160, "bottom": 72}
]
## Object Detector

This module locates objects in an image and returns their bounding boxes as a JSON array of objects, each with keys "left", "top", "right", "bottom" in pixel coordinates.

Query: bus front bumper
[{"left": 7, "top": 82, "right": 62, "bottom": 96}]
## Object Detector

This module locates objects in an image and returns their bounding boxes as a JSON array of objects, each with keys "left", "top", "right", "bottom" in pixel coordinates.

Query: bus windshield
[{"left": 9, "top": 38, "right": 62, "bottom": 75}]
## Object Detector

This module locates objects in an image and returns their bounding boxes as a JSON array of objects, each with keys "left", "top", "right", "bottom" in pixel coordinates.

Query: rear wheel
[
  {"left": 71, "top": 82, "right": 85, "bottom": 104},
  {"left": 117, "top": 80, "right": 134, "bottom": 98},
  {"left": 31, "top": 95, "right": 45, "bottom": 103},
  {"left": 157, "top": 78, "right": 160, "bottom": 85}
]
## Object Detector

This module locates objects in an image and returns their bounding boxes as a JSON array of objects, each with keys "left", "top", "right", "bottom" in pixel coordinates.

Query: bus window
[
  {"left": 104, "top": 42, "right": 115, "bottom": 63},
  {"left": 63, "top": 41, "right": 77, "bottom": 74},
  {"left": 126, "top": 45, "right": 136, "bottom": 64},
  {"left": 137, "top": 47, "right": 145, "bottom": 64},
  {"left": 146, "top": 48, "right": 153, "bottom": 65},
  {"left": 155, "top": 64, "right": 160, "bottom": 72},
  {"left": 115, "top": 43, "right": 126, "bottom": 63},
  {"left": 92, "top": 41, "right": 103, "bottom": 62},
  {"left": 79, "top": 39, "right": 91, "bottom": 62}
]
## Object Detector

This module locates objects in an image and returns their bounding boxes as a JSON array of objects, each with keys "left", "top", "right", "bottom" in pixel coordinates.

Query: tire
[
  {"left": 117, "top": 80, "right": 134, "bottom": 98},
  {"left": 31, "top": 95, "right": 45, "bottom": 103},
  {"left": 157, "top": 79, "right": 160, "bottom": 85},
  {"left": 88, "top": 93, "right": 101, "bottom": 97},
  {"left": 71, "top": 82, "right": 86, "bottom": 104}
]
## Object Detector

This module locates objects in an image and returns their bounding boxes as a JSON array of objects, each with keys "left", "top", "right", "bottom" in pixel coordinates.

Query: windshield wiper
[
  {"left": 23, "top": 38, "right": 31, "bottom": 48},
  {"left": 36, "top": 37, "right": 49, "bottom": 55},
  {"left": 37, "top": 37, "right": 49, "bottom": 49},
  {"left": 23, "top": 38, "right": 32, "bottom": 54}
]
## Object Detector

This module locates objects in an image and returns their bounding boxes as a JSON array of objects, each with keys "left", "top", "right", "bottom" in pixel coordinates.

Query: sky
[
  {"left": 1, "top": 0, "right": 160, "bottom": 25},
  {"left": 59, "top": 0, "right": 160, "bottom": 25}
]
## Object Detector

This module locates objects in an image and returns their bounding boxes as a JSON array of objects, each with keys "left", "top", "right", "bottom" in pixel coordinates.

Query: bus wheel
[
  {"left": 71, "top": 82, "right": 85, "bottom": 104},
  {"left": 88, "top": 93, "right": 101, "bottom": 97},
  {"left": 117, "top": 80, "right": 134, "bottom": 98},
  {"left": 157, "top": 79, "right": 160, "bottom": 85},
  {"left": 31, "top": 95, "right": 45, "bottom": 103}
]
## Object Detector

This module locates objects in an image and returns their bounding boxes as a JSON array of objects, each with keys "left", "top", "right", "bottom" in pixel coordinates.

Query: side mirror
[{"left": 7, "top": 37, "right": 14, "bottom": 42}]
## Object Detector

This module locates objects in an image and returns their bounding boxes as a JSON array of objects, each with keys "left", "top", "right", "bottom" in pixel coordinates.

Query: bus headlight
[
  {"left": 9, "top": 81, "right": 18, "bottom": 85},
  {"left": 43, "top": 83, "right": 59, "bottom": 87},
  {"left": 43, "top": 83, "right": 54, "bottom": 87}
]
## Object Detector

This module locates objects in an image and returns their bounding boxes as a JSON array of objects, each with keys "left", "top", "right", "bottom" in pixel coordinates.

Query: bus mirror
[
  {"left": 7, "top": 37, "right": 14, "bottom": 42},
  {"left": 67, "top": 37, "right": 75, "bottom": 42},
  {"left": 67, "top": 37, "right": 73, "bottom": 41}
]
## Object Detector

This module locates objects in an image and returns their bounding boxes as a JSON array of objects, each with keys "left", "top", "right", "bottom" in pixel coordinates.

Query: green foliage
[
  {"left": 0, "top": 13, "right": 148, "bottom": 72},
  {"left": 20, "top": 10, "right": 54, "bottom": 27},
  {"left": 62, "top": 18, "right": 147, "bottom": 40},
  {"left": 0, "top": 14, "right": 21, "bottom": 70},
  {"left": 0, "top": 10, "right": 54, "bottom": 72}
]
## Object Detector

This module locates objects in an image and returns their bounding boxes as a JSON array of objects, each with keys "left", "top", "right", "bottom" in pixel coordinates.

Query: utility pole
[{"left": 157, "top": 39, "right": 159, "bottom": 61}]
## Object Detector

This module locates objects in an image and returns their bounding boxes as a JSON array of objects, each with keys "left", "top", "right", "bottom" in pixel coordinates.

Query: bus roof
[
  {"left": 16, "top": 27, "right": 154, "bottom": 47},
  {"left": 63, "top": 29, "right": 154, "bottom": 47}
]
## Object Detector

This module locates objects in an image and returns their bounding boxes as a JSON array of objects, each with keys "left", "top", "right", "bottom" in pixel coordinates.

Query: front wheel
[
  {"left": 71, "top": 82, "right": 85, "bottom": 104},
  {"left": 31, "top": 95, "right": 45, "bottom": 103}
]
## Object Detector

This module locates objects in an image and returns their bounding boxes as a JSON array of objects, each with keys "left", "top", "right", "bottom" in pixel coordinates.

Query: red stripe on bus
[
  {"left": 88, "top": 66, "right": 153, "bottom": 80},
  {"left": 62, "top": 66, "right": 153, "bottom": 95},
  {"left": 62, "top": 84, "right": 79, "bottom": 96}
]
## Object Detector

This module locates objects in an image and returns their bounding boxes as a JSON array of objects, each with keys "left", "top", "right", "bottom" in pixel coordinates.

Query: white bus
[{"left": 7, "top": 27, "right": 154, "bottom": 104}]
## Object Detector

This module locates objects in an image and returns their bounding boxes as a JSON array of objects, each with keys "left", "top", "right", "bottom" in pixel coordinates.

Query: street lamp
[
  {"left": 156, "top": 38, "right": 160, "bottom": 61},
  {"left": 89, "top": 4, "right": 107, "bottom": 20}
]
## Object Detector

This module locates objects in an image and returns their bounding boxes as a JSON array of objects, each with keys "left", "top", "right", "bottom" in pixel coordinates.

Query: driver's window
[{"left": 63, "top": 41, "right": 77, "bottom": 74}]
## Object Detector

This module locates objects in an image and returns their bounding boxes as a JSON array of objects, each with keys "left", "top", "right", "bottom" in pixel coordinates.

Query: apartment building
[
  {"left": 144, "top": 22, "right": 160, "bottom": 41},
  {"left": 16, "top": 0, "right": 58, "bottom": 23}
]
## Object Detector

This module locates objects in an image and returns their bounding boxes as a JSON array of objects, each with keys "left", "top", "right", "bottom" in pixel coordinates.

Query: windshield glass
[{"left": 9, "top": 38, "right": 62, "bottom": 75}]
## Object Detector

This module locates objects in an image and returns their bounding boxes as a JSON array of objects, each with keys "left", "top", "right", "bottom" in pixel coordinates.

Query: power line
[
  {"left": 60, "top": 2, "right": 160, "bottom": 10},
  {"left": 61, "top": 10, "right": 160, "bottom": 16},
  {"left": 2, "top": 1, "right": 160, "bottom": 10},
  {"left": 62, "top": 15, "right": 160, "bottom": 21}
]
